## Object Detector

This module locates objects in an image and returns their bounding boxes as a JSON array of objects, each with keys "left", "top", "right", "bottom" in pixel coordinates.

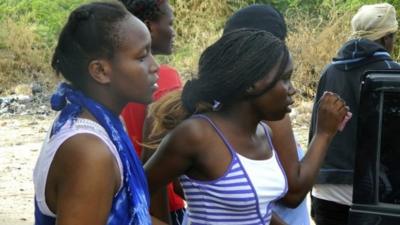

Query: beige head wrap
[{"left": 350, "top": 3, "right": 398, "bottom": 41}]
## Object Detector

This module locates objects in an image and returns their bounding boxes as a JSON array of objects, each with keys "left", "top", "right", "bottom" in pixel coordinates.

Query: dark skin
[
  {"left": 146, "top": 0, "right": 175, "bottom": 55},
  {"left": 377, "top": 33, "right": 396, "bottom": 53},
  {"left": 145, "top": 56, "right": 348, "bottom": 224},
  {"left": 142, "top": 115, "right": 172, "bottom": 222},
  {"left": 44, "top": 15, "right": 164, "bottom": 225},
  {"left": 134, "top": 0, "right": 176, "bottom": 223},
  {"left": 266, "top": 32, "right": 397, "bottom": 209}
]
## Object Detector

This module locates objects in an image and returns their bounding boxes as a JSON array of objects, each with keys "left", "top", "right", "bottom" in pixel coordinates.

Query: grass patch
[{"left": 0, "top": 18, "right": 57, "bottom": 95}]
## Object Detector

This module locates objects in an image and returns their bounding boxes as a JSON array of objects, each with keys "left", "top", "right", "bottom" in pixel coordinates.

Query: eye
[
  {"left": 281, "top": 68, "right": 293, "bottom": 79},
  {"left": 138, "top": 49, "right": 149, "bottom": 62},
  {"left": 281, "top": 73, "right": 291, "bottom": 82}
]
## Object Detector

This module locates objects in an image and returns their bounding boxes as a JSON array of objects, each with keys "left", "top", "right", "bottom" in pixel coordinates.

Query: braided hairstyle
[
  {"left": 51, "top": 2, "right": 129, "bottom": 90},
  {"left": 182, "top": 28, "right": 289, "bottom": 114},
  {"left": 145, "top": 29, "right": 289, "bottom": 149},
  {"left": 118, "top": 0, "right": 167, "bottom": 22}
]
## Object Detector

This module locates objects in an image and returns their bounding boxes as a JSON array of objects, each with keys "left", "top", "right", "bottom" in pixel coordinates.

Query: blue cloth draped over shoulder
[{"left": 49, "top": 83, "right": 150, "bottom": 225}]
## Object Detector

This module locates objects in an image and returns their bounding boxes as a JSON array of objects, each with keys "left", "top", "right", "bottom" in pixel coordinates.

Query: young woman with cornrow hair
[
  {"left": 144, "top": 29, "right": 349, "bottom": 225},
  {"left": 223, "top": 4, "right": 313, "bottom": 224}
]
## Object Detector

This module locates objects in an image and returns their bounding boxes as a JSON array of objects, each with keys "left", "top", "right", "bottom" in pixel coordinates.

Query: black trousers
[{"left": 312, "top": 197, "right": 350, "bottom": 225}]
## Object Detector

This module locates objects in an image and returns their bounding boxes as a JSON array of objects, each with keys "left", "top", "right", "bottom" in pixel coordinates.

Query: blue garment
[
  {"left": 272, "top": 144, "right": 311, "bottom": 225},
  {"left": 34, "top": 83, "right": 150, "bottom": 225}
]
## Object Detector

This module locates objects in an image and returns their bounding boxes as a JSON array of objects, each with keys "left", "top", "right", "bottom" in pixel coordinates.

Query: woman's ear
[
  {"left": 88, "top": 60, "right": 112, "bottom": 84},
  {"left": 145, "top": 19, "right": 155, "bottom": 33},
  {"left": 382, "top": 33, "right": 395, "bottom": 53}
]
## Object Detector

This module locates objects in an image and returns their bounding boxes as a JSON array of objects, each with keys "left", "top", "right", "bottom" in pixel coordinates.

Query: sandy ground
[
  {"left": 0, "top": 114, "right": 55, "bottom": 225},
  {"left": 0, "top": 102, "right": 313, "bottom": 225}
]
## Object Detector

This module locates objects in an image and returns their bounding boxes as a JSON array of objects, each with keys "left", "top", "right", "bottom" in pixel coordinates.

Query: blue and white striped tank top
[{"left": 180, "top": 115, "right": 287, "bottom": 225}]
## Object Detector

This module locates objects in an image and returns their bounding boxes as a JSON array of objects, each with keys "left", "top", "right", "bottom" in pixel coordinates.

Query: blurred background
[{"left": 2, "top": 0, "right": 400, "bottom": 101}]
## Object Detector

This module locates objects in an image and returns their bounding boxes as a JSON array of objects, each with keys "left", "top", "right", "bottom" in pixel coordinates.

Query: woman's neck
[
  {"left": 210, "top": 102, "right": 261, "bottom": 136},
  {"left": 83, "top": 85, "right": 125, "bottom": 116}
]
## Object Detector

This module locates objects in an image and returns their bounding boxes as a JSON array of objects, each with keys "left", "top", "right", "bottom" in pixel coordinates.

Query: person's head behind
[
  {"left": 223, "top": 4, "right": 287, "bottom": 41},
  {"left": 52, "top": 2, "right": 158, "bottom": 105},
  {"left": 182, "top": 29, "right": 290, "bottom": 115},
  {"left": 350, "top": 3, "right": 398, "bottom": 53},
  {"left": 119, "top": 0, "right": 175, "bottom": 55}
]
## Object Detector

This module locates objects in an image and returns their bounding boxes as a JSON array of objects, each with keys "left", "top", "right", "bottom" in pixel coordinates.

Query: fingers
[
  {"left": 320, "top": 91, "right": 347, "bottom": 111},
  {"left": 316, "top": 91, "right": 352, "bottom": 136}
]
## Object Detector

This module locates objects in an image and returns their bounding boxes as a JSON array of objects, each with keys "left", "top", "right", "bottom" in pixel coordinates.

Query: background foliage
[{"left": 1, "top": 0, "right": 399, "bottom": 99}]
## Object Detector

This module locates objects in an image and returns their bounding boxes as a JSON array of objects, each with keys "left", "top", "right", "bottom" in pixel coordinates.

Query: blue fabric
[
  {"left": 36, "top": 83, "right": 151, "bottom": 225},
  {"left": 35, "top": 200, "right": 55, "bottom": 225}
]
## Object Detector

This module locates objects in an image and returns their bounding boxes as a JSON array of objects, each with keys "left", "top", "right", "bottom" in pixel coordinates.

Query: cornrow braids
[
  {"left": 51, "top": 2, "right": 129, "bottom": 89},
  {"left": 118, "top": 0, "right": 166, "bottom": 22},
  {"left": 182, "top": 28, "right": 289, "bottom": 114}
]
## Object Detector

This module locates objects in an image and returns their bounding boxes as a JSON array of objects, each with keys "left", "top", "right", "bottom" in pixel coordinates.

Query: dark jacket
[{"left": 309, "top": 38, "right": 400, "bottom": 184}]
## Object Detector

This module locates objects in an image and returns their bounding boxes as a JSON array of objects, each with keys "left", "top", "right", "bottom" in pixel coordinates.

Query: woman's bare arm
[
  {"left": 267, "top": 92, "right": 348, "bottom": 207},
  {"left": 144, "top": 119, "right": 206, "bottom": 194},
  {"left": 48, "top": 134, "right": 120, "bottom": 225}
]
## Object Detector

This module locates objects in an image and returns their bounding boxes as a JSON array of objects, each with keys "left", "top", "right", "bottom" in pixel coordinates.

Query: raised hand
[{"left": 316, "top": 91, "right": 350, "bottom": 137}]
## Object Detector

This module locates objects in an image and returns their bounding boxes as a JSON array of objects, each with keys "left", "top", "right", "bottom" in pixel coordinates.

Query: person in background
[
  {"left": 33, "top": 2, "right": 165, "bottom": 225},
  {"left": 309, "top": 3, "right": 400, "bottom": 225},
  {"left": 118, "top": 0, "right": 185, "bottom": 224}
]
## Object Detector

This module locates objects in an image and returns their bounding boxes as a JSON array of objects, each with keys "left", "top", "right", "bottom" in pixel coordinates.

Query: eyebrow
[{"left": 136, "top": 36, "right": 151, "bottom": 52}]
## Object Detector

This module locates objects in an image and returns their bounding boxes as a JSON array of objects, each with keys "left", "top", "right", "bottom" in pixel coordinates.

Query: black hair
[
  {"left": 182, "top": 29, "right": 289, "bottom": 114},
  {"left": 51, "top": 2, "right": 129, "bottom": 89},
  {"left": 118, "top": 0, "right": 166, "bottom": 22},
  {"left": 223, "top": 4, "right": 287, "bottom": 41}
]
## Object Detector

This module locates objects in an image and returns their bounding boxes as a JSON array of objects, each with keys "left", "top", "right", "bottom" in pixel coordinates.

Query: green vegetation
[{"left": 1, "top": 0, "right": 399, "bottom": 98}]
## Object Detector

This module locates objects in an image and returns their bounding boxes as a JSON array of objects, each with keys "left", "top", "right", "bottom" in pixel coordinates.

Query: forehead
[
  {"left": 116, "top": 15, "right": 151, "bottom": 52},
  {"left": 158, "top": 1, "right": 173, "bottom": 19},
  {"left": 283, "top": 55, "right": 294, "bottom": 74},
  {"left": 264, "top": 53, "right": 293, "bottom": 81}
]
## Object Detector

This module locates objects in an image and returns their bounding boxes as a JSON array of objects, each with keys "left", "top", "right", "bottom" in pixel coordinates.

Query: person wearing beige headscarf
[
  {"left": 309, "top": 3, "right": 400, "bottom": 225},
  {"left": 350, "top": 3, "right": 398, "bottom": 51}
]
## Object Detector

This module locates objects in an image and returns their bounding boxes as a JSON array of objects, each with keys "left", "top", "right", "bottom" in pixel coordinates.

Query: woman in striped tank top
[{"left": 145, "top": 29, "right": 349, "bottom": 224}]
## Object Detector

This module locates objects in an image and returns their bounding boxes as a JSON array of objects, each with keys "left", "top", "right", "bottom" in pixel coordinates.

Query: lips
[
  {"left": 150, "top": 82, "right": 159, "bottom": 92},
  {"left": 286, "top": 99, "right": 295, "bottom": 112}
]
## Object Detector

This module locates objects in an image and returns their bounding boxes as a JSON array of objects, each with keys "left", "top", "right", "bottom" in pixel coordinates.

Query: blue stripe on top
[{"left": 180, "top": 115, "right": 286, "bottom": 225}]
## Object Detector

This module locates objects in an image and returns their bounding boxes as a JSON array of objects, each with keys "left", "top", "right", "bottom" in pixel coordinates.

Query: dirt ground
[
  {"left": 0, "top": 114, "right": 55, "bottom": 225},
  {"left": 0, "top": 102, "right": 313, "bottom": 225}
]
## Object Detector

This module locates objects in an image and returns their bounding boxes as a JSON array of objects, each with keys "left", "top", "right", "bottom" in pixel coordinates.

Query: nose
[
  {"left": 148, "top": 53, "right": 159, "bottom": 83},
  {"left": 149, "top": 53, "right": 159, "bottom": 74},
  {"left": 172, "top": 28, "right": 176, "bottom": 38},
  {"left": 288, "top": 81, "right": 297, "bottom": 96}
]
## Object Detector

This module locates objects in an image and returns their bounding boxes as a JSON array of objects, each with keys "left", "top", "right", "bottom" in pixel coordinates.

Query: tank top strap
[
  {"left": 258, "top": 122, "right": 275, "bottom": 151},
  {"left": 191, "top": 114, "right": 236, "bottom": 156}
]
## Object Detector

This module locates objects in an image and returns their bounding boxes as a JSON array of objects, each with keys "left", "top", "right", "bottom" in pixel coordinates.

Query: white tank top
[
  {"left": 33, "top": 118, "right": 123, "bottom": 217},
  {"left": 237, "top": 149, "right": 287, "bottom": 216}
]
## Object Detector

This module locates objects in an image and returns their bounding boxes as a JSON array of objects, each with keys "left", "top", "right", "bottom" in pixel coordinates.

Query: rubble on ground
[{"left": 0, "top": 83, "right": 52, "bottom": 118}]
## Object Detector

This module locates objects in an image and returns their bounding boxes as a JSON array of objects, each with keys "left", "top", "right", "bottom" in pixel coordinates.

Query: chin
[
  {"left": 144, "top": 97, "right": 154, "bottom": 105},
  {"left": 275, "top": 114, "right": 286, "bottom": 121},
  {"left": 163, "top": 48, "right": 173, "bottom": 55},
  {"left": 264, "top": 114, "right": 286, "bottom": 121}
]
